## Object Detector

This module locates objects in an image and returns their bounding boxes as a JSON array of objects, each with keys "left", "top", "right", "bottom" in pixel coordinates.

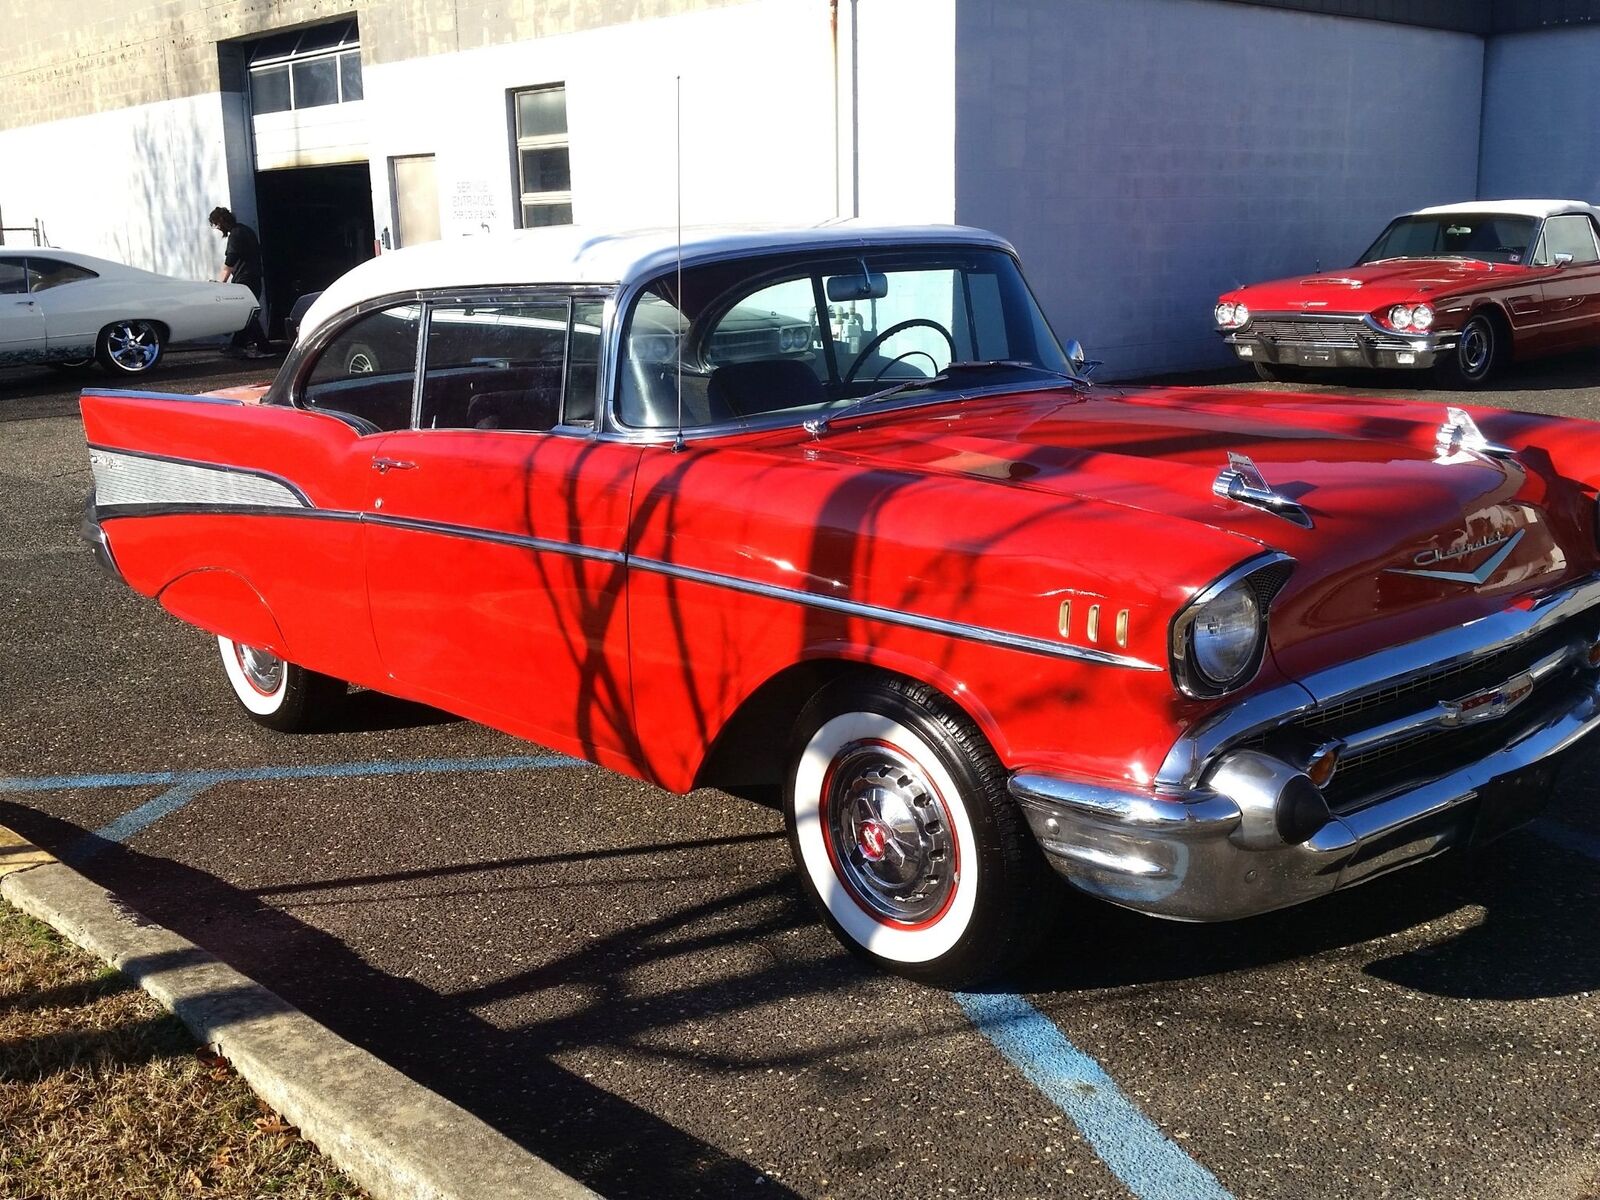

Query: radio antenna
[{"left": 672, "top": 73, "right": 685, "bottom": 453}]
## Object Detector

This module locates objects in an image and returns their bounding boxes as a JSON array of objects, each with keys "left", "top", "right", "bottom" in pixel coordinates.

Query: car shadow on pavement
[
  {"left": 319, "top": 689, "right": 464, "bottom": 734},
  {"left": 2, "top": 801, "right": 809, "bottom": 1200},
  {"left": 1003, "top": 824, "right": 1600, "bottom": 1003}
]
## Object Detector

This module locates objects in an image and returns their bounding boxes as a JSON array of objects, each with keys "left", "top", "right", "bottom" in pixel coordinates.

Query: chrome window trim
[
  {"left": 629, "top": 555, "right": 1160, "bottom": 670},
  {"left": 1157, "top": 571, "right": 1600, "bottom": 792}
]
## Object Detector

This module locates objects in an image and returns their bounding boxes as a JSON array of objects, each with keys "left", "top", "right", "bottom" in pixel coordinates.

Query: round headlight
[
  {"left": 1389, "top": 305, "right": 1414, "bottom": 331},
  {"left": 1410, "top": 303, "right": 1434, "bottom": 331},
  {"left": 1190, "top": 579, "right": 1262, "bottom": 687},
  {"left": 1215, "top": 302, "right": 1235, "bottom": 327},
  {"left": 1232, "top": 303, "right": 1249, "bottom": 327}
]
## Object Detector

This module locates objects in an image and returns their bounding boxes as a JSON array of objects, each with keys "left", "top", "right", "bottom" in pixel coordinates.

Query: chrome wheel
[
  {"left": 103, "top": 320, "right": 163, "bottom": 373},
  {"left": 822, "top": 741, "right": 958, "bottom": 927},
  {"left": 234, "top": 642, "right": 285, "bottom": 696}
]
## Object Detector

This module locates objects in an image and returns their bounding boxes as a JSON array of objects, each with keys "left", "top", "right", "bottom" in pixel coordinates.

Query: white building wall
[
  {"left": 955, "top": 0, "right": 1484, "bottom": 378},
  {"left": 852, "top": 0, "right": 957, "bottom": 224},
  {"left": 1480, "top": 27, "right": 1600, "bottom": 202},
  {"left": 0, "top": 93, "right": 253, "bottom": 279},
  {"left": 362, "top": 0, "right": 840, "bottom": 246}
]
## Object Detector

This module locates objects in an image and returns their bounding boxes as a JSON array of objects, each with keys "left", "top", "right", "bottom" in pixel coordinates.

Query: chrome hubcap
[
  {"left": 824, "top": 743, "right": 955, "bottom": 925},
  {"left": 1461, "top": 322, "right": 1492, "bottom": 376},
  {"left": 108, "top": 322, "right": 159, "bottom": 371},
  {"left": 236, "top": 643, "right": 284, "bottom": 695}
]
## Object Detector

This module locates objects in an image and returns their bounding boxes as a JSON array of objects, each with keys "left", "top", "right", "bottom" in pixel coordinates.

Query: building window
[
  {"left": 513, "top": 85, "right": 572, "bottom": 228},
  {"left": 249, "top": 20, "right": 364, "bottom": 116}
]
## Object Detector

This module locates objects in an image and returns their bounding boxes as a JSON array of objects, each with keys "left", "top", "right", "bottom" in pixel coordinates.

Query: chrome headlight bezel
[{"left": 1170, "top": 553, "right": 1295, "bottom": 698}]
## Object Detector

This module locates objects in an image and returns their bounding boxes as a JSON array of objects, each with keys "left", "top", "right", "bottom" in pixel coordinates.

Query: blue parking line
[
  {"left": 0, "top": 754, "right": 584, "bottom": 795},
  {"left": 955, "top": 992, "right": 1232, "bottom": 1200},
  {"left": 1529, "top": 817, "right": 1600, "bottom": 863}
]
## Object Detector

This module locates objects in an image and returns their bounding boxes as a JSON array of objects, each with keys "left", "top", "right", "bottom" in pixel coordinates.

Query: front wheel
[
  {"left": 785, "top": 675, "right": 1057, "bottom": 987},
  {"left": 217, "top": 636, "right": 344, "bottom": 732},
  {"left": 1432, "top": 313, "right": 1498, "bottom": 389},
  {"left": 97, "top": 320, "right": 165, "bottom": 375}
]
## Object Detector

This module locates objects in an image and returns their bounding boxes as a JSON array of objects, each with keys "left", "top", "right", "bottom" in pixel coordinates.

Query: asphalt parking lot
[{"left": 4, "top": 349, "right": 1600, "bottom": 1200}]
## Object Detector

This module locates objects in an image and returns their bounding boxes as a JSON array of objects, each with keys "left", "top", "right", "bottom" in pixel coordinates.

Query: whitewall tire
[
  {"left": 217, "top": 635, "right": 344, "bottom": 732},
  {"left": 785, "top": 675, "right": 1057, "bottom": 987}
]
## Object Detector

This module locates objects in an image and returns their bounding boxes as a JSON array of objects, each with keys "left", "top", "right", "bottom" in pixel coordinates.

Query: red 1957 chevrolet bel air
[
  {"left": 1215, "top": 199, "right": 1600, "bottom": 387},
  {"left": 80, "top": 222, "right": 1600, "bottom": 985}
]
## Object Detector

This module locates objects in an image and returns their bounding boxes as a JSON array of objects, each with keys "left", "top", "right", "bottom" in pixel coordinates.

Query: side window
[
  {"left": 1543, "top": 215, "right": 1600, "bottom": 265},
  {"left": 420, "top": 302, "right": 569, "bottom": 431},
  {"left": 302, "top": 305, "right": 421, "bottom": 432},
  {"left": 27, "top": 258, "right": 97, "bottom": 292},
  {"left": 0, "top": 261, "right": 27, "bottom": 295}
]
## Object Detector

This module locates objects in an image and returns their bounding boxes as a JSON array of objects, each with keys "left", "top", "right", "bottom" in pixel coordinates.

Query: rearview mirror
[{"left": 826, "top": 273, "right": 888, "bottom": 302}]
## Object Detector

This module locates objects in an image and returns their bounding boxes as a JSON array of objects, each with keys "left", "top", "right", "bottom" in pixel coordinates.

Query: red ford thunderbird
[
  {"left": 80, "top": 222, "right": 1600, "bottom": 985},
  {"left": 1215, "top": 199, "right": 1600, "bottom": 387}
]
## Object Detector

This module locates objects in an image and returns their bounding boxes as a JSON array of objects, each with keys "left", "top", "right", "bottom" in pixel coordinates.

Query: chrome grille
[{"left": 1248, "top": 318, "right": 1367, "bottom": 347}]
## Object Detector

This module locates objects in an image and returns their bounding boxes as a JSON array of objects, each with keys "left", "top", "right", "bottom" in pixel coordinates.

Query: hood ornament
[
  {"left": 1436, "top": 407, "right": 1513, "bottom": 462},
  {"left": 1212, "top": 452, "right": 1313, "bottom": 529}
]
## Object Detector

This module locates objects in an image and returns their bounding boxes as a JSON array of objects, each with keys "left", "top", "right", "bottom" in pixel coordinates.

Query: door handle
[{"left": 371, "top": 457, "right": 417, "bottom": 473}]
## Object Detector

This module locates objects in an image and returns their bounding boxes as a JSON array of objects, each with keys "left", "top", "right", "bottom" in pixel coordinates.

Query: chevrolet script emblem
[{"left": 1386, "top": 528, "right": 1523, "bottom": 585}]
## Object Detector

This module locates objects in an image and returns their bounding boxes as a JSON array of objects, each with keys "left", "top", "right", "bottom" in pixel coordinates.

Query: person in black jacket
[{"left": 209, "top": 206, "right": 271, "bottom": 358}]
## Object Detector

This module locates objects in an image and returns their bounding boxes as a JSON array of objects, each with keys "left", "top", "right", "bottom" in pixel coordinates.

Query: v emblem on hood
[{"left": 1386, "top": 528, "right": 1523, "bottom": 585}]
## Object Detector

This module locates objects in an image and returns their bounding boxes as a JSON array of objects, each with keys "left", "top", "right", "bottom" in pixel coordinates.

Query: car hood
[
  {"left": 797, "top": 386, "right": 1592, "bottom": 678},
  {"left": 1227, "top": 258, "right": 1530, "bottom": 314}
]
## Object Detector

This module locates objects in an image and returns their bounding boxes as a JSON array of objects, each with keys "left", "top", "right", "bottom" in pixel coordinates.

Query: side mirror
[
  {"left": 1064, "top": 339, "right": 1101, "bottom": 378},
  {"left": 1554, "top": 252, "right": 1575, "bottom": 269}
]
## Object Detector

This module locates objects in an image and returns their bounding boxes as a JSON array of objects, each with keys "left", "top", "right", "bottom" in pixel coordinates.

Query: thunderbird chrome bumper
[
  {"left": 1013, "top": 577, "right": 1600, "bottom": 921},
  {"left": 1222, "top": 313, "right": 1457, "bottom": 371}
]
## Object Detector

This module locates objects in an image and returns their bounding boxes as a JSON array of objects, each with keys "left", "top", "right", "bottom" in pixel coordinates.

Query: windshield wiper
[{"left": 803, "top": 360, "right": 1078, "bottom": 438}]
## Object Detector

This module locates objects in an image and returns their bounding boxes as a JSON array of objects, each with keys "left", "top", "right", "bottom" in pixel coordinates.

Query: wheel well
[
  {"left": 98, "top": 319, "right": 171, "bottom": 344},
  {"left": 1472, "top": 304, "right": 1513, "bottom": 362},
  {"left": 693, "top": 659, "right": 991, "bottom": 801}
]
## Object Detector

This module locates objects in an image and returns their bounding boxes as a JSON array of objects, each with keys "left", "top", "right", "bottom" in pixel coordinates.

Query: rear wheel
[
  {"left": 784, "top": 675, "right": 1056, "bottom": 987},
  {"left": 1432, "top": 312, "right": 1498, "bottom": 389},
  {"left": 97, "top": 320, "right": 165, "bottom": 375},
  {"left": 217, "top": 635, "right": 344, "bottom": 732}
]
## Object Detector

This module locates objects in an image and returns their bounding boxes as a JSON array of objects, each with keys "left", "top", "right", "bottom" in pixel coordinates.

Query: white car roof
[
  {"left": 0, "top": 246, "right": 172, "bottom": 282},
  {"left": 1408, "top": 199, "right": 1600, "bottom": 220},
  {"left": 299, "top": 220, "right": 1014, "bottom": 343}
]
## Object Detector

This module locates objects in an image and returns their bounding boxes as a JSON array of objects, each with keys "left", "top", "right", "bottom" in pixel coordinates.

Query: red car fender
[{"left": 158, "top": 567, "right": 288, "bottom": 658}]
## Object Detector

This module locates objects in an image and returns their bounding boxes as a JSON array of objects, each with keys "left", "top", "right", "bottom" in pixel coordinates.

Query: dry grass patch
[{"left": 0, "top": 899, "right": 364, "bottom": 1199}]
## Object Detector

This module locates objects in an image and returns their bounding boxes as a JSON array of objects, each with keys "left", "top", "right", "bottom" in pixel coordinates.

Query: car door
[
  {"left": 360, "top": 294, "right": 644, "bottom": 765},
  {"left": 0, "top": 257, "right": 46, "bottom": 361},
  {"left": 1531, "top": 214, "right": 1600, "bottom": 349},
  {"left": 27, "top": 255, "right": 103, "bottom": 357}
]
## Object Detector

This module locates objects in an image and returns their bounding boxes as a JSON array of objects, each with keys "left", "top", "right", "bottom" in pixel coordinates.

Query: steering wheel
[{"left": 841, "top": 318, "right": 957, "bottom": 386}]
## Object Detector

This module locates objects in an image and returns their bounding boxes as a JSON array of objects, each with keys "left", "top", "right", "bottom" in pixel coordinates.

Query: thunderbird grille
[{"left": 1244, "top": 317, "right": 1415, "bottom": 351}]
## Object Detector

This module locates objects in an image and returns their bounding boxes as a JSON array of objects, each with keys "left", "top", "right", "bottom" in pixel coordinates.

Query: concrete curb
[{"left": 0, "top": 830, "right": 599, "bottom": 1200}]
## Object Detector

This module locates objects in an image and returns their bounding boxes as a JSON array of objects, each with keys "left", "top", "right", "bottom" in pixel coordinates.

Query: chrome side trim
[
  {"left": 88, "top": 448, "right": 309, "bottom": 511},
  {"left": 1157, "top": 572, "right": 1600, "bottom": 791},
  {"left": 630, "top": 556, "right": 1161, "bottom": 670},
  {"left": 364, "top": 513, "right": 627, "bottom": 564}
]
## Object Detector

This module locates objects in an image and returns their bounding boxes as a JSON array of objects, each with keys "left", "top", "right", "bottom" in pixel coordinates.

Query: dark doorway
[{"left": 254, "top": 163, "right": 374, "bottom": 338}]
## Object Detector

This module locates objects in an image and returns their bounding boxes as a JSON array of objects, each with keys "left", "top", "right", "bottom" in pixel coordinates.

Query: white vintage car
[{"left": 0, "top": 248, "right": 260, "bottom": 375}]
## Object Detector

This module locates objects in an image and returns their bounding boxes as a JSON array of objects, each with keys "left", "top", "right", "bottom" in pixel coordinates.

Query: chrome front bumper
[
  {"left": 1013, "top": 576, "right": 1600, "bottom": 921},
  {"left": 1222, "top": 313, "right": 1457, "bottom": 371}
]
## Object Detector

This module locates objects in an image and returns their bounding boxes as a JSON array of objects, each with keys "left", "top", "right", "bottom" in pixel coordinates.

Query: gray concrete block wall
[
  {"left": 1479, "top": 27, "right": 1600, "bottom": 202},
  {"left": 955, "top": 0, "right": 1484, "bottom": 378}
]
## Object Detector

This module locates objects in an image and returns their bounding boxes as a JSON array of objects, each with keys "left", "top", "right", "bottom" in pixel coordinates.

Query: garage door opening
[{"left": 254, "top": 163, "right": 375, "bottom": 339}]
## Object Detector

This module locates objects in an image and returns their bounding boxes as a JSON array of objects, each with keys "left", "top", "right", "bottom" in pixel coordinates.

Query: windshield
[
  {"left": 1357, "top": 214, "right": 1538, "bottom": 266},
  {"left": 616, "top": 247, "right": 1069, "bottom": 430}
]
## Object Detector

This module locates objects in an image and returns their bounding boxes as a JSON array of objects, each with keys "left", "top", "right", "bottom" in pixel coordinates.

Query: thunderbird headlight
[
  {"left": 1171, "top": 555, "right": 1293, "bottom": 697},
  {"left": 1232, "top": 303, "right": 1249, "bottom": 327},
  {"left": 1215, "top": 302, "right": 1236, "bottom": 328},
  {"left": 1410, "top": 303, "right": 1434, "bottom": 331},
  {"left": 1389, "top": 305, "right": 1414, "bottom": 331}
]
